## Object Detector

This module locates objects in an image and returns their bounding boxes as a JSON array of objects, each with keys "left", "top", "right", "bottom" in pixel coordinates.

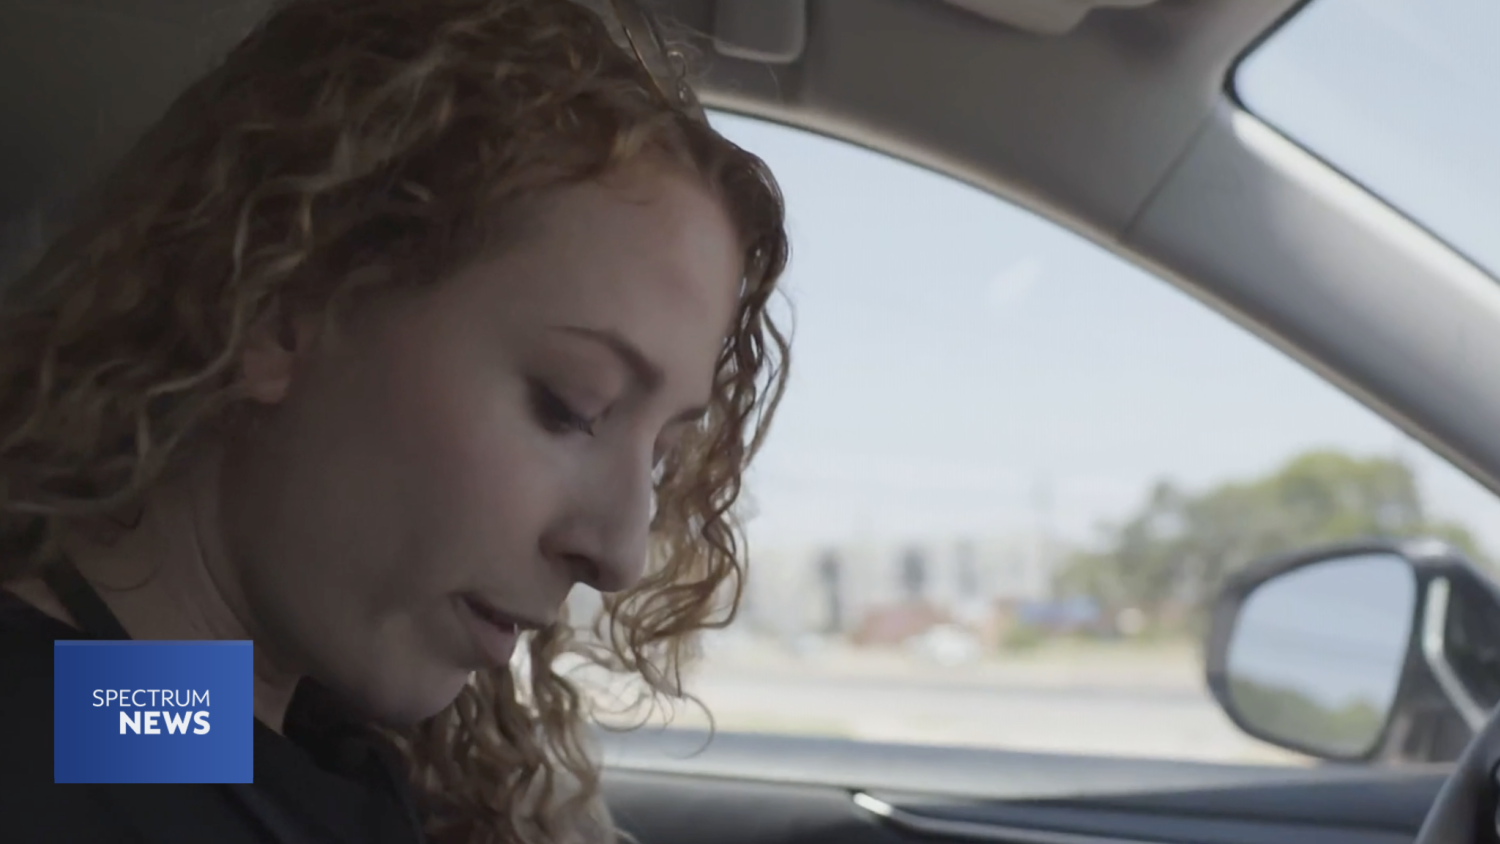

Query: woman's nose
[{"left": 552, "top": 446, "right": 655, "bottom": 594}]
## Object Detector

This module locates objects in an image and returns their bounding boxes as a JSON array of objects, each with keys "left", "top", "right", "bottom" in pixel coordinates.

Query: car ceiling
[
  {"left": 0, "top": 0, "right": 1295, "bottom": 268},
  {"left": 5, "top": 0, "right": 1500, "bottom": 495},
  {"left": 677, "top": 0, "right": 1301, "bottom": 241}
]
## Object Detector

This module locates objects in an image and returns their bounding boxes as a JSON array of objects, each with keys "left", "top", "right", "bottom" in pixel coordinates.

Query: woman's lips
[{"left": 458, "top": 594, "right": 524, "bottom": 667}]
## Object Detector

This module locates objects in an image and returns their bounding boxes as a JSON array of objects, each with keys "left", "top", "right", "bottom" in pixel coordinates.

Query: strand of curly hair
[{"left": 0, "top": 1, "right": 789, "bottom": 842}]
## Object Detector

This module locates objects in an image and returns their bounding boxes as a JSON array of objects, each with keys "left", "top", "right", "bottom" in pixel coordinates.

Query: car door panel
[
  {"left": 601, "top": 731, "right": 1442, "bottom": 844},
  {"left": 856, "top": 793, "right": 1414, "bottom": 844},
  {"left": 607, "top": 771, "right": 907, "bottom": 844}
]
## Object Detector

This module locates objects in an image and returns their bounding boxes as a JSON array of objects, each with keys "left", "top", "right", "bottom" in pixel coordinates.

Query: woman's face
[{"left": 220, "top": 162, "right": 742, "bottom": 724}]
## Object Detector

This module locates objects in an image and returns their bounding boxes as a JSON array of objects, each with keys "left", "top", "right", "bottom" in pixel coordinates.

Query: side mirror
[{"left": 1205, "top": 540, "right": 1500, "bottom": 764}]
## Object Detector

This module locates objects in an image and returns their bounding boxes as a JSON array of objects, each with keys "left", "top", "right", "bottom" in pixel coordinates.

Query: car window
[
  {"left": 580, "top": 113, "right": 1500, "bottom": 766},
  {"left": 1235, "top": 0, "right": 1500, "bottom": 277}
]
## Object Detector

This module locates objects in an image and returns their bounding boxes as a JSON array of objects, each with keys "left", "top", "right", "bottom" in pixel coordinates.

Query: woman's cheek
[{"left": 446, "top": 389, "right": 573, "bottom": 536}]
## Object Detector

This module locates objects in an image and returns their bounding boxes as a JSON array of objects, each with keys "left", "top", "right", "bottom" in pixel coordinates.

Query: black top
[{"left": 0, "top": 581, "right": 429, "bottom": 844}]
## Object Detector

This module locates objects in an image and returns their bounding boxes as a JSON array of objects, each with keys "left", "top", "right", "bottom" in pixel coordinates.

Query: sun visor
[{"left": 940, "top": 0, "right": 1160, "bottom": 36}]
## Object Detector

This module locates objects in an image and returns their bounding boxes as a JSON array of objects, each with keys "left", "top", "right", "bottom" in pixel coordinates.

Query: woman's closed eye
[{"left": 526, "top": 378, "right": 600, "bottom": 436}]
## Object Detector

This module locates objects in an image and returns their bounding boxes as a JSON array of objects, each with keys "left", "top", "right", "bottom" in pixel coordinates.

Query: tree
[{"left": 1055, "top": 450, "right": 1487, "bottom": 628}]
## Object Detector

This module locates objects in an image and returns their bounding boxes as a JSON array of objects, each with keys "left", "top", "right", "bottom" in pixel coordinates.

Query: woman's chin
[{"left": 355, "top": 666, "right": 473, "bottom": 728}]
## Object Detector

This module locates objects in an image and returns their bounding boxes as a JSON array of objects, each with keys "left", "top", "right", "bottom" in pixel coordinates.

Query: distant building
[{"left": 741, "top": 530, "right": 1060, "bottom": 640}]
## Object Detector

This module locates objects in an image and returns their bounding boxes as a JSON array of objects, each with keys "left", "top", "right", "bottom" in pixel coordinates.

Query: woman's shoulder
[
  {"left": 0, "top": 585, "right": 74, "bottom": 705},
  {"left": 0, "top": 585, "right": 65, "bottom": 703},
  {"left": 0, "top": 582, "right": 79, "bottom": 639},
  {"left": 0, "top": 601, "right": 273, "bottom": 844},
  {"left": 0, "top": 625, "right": 136, "bottom": 842},
  {"left": 0, "top": 587, "right": 136, "bottom": 841}
]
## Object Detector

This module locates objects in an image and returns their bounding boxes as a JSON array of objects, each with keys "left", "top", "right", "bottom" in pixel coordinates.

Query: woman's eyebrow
[
  {"left": 549, "top": 324, "right": 710, "bottom": 423},
  {"left": 549, "top": 324, "right": 663, "bottom": 391}
]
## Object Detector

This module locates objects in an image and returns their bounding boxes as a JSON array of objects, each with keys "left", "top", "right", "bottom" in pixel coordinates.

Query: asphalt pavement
[{"left": 598, "top": 644, "right": 1307, "bottom": 766}]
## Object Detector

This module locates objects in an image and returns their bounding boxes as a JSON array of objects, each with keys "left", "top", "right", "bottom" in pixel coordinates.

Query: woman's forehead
[
  {"left": 493, "top": 167, "right": 739, "bottom": 315},
  {"left": 423, "top": 167, "right": 740, "bottom": 376}
]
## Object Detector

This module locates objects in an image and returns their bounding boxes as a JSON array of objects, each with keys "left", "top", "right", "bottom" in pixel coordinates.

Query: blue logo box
[{"left": 54, "top": 641, "right": 255, "bottom": 784}]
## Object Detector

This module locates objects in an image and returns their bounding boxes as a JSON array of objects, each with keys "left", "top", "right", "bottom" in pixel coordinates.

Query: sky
[{"left": 704, "top": 0, "right": 1500, "bottom": 558}]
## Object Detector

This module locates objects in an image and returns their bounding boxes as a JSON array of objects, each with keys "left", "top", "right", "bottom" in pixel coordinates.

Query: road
[{"left": 594, "top": 645, "right": 1306, "bottom": 766}]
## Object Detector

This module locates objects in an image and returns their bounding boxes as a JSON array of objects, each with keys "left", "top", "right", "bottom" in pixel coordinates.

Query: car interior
[{"left": 6, "top": 1, "right": 1500, "bottom": 843}]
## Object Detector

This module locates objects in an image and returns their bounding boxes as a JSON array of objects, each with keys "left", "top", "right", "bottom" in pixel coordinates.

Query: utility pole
[{"left": 817, "top": 550, "right": 843, "bottom": 635}]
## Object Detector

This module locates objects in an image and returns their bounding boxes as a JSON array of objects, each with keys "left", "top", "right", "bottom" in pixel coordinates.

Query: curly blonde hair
[{"left": 0, "top": 0, "right": 789, "bottom": 841}]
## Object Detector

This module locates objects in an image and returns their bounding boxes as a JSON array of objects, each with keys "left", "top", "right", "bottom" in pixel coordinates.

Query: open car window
[{"left": 569, "top": 111, "right": 1500, "bottom": 767}]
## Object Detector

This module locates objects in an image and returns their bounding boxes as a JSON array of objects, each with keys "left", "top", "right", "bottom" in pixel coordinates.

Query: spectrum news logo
[
  {"left": 54, "top": 641, "right": 255, "bottom": 784},
  {"left": 97, "top": 687, "right": 213, "bottom": 735}
]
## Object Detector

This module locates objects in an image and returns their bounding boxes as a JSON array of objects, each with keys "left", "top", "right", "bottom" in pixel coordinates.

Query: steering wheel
[{"left": 1416, "top": 704, "right": 1500, "bottom": 843}]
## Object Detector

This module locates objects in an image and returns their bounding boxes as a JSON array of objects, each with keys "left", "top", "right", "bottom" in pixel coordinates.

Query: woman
[{"left": 0, "top": 0, "right": 788, "bottom": 841}]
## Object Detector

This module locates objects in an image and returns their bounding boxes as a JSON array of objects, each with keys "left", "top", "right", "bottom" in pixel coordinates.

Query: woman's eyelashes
[
  {"left": 525, "top": 376, "right": 696, "bottom": 461},
  {"left": 526, "top": 378, "right": 600, "bottom": 436}
]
